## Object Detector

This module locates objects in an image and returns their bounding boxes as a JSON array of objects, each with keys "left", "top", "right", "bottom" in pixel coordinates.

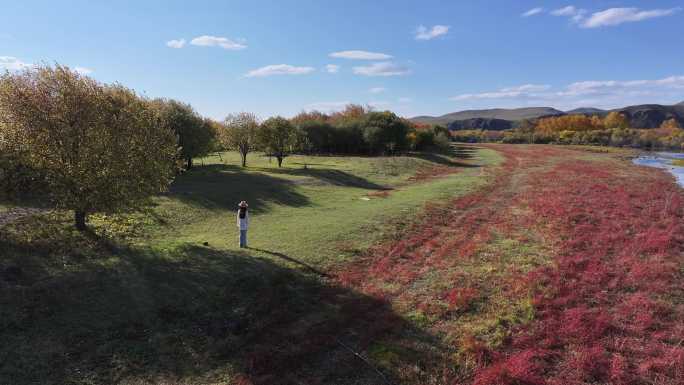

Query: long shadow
[
  {"left": 252, "top": 167, "right": 391, "bottom": 190},
  {"left": 1, "top": 228, "right": 448, "bottom": 385},
  {"left": 168, "top": 164, "right": 310, "bottom": 213},
  {"left": 250, "top": 247, "right": 331, "bottom": 277},
  {"left": 452, "top": 144, "right": 480, "bottom": 160},
  {"left": 409, "top": 152, "right": 480, "bottom": 169},
  {"left": 408, "top": 144, "right": 481, "bottom": 169}
]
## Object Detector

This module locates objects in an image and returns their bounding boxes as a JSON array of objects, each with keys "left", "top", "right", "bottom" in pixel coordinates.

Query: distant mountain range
[
  {"left": 411, "top": 107, "right": 564, "bottom": 126},
  {"left": 411, "top": 103, "right": 684, "bottom": 130},
  {"left": 564, "top": 107, "right": 606, "bottom": 115}
]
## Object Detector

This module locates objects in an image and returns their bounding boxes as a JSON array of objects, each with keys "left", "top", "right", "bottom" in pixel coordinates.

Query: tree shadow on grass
[
  {"left": 253, "top": 167, "right": 391, "bottom": 190},
  {"left": 168, "top": 164, "right": 310, "bottom": 213},
  {"left": 408, "top": 145, "right": 481, "bottom": 169},
  {"left": 451, "top": 144, "right": 481, "bottom": 160},
  {"left": 0, "top": 225, "right": 448, "bottom": 385}
]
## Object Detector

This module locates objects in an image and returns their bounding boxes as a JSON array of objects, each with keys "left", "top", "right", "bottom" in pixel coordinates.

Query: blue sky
[{"left": 1, "top": 1, "right": 683, "bottom": 119}]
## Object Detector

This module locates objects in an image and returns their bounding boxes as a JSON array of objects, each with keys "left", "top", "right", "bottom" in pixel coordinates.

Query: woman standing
[{"left": 236, "top": 201, "right": 249, "bottom": 248}]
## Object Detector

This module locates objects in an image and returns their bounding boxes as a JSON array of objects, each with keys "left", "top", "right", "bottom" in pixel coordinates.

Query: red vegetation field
[
  {"left": 238, "top": 144, "right": 684, "bottom": 385},
  {"left": 471, "top": 150, "right": 684, "bottom": 385}
]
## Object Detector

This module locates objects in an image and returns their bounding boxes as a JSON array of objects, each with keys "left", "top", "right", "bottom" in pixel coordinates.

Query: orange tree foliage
[
  {"left": 603, "top": 111, "right": 629, "bottom": 129},
  {"left": 660, "top": 118, "right": 681, "bottom": 129},
  {"left": 536, "top": 114, "right": 601, "bottom": 135}
]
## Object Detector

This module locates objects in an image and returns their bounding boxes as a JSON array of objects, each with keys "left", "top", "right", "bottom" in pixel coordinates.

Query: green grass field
[
  {"left": 0, "top": 146, "right": 501, "bottom": 385},
  {"left": 117, "top": 148, "right": 501, "bottom": 268}
]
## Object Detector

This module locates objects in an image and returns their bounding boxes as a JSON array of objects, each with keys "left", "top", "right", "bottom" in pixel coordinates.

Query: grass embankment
[
  {"left": 5, "top": 145, "right": 683, "bottom": 384},
  {"left": 131, "top": 149, "right": 501, "bottom": 266},
  {"left": 335, "top": 144, "right": 684, "bottom": 385},
  {"left": 0, "top": 146, "right": 500, "bottom": 385}
]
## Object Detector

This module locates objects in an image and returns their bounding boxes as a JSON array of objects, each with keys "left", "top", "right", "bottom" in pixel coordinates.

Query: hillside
[
  {"left": 447, "top": 117, "right": 513, "bottom": 131},
  {"left": 565, "top": 107, "right": 606, "bottom": 115},
  {"left": 412, "top": 103, "right": 684, "bottom": 130},
  {"left": 412, "top": 107, "right": 564, "bottom": 126},
  {"left": 615, "top": 104, "right": 684, "bottom": 128}
]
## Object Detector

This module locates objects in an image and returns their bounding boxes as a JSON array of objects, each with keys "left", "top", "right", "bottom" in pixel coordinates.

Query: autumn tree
[
  {"left": 257, "top": 116, "right": 297, "bottom": 167},
  {"left": 604, "top": 112, "right": 629, "bottom": 129},
  {"left": 660, "top": 118, "right": 681, "bottom": 129},
  {"left": 590, "top": 115, "right": 605, "bottom": 130},
  {"left": 362, "top": 111, "right": 410, "bottom": 154},
  {"left": 536, "top": 114, "right": 595, "bottom": 134},
  {"left": 0, "top": 65, "right": 178, "bottom": 230},
  {"left": 329, "top": 104, "right": 370, "bottom": 124},
  {"left": 151, "top": 98, "right": 213, "bottom": 169},
  {"left": 221, "top": 112, "right": 259, "bottom": 167}
]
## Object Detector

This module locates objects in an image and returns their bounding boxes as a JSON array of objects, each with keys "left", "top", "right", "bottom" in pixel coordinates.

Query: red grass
[
  {"left": 469, "top": 154, "right": 684, "bottom": 385},
  {"left": 236, "top": 144, "right": 684, "bottom": 384},
  {"left": 336, "top": 145, "right": 684, "bottom": 384}
]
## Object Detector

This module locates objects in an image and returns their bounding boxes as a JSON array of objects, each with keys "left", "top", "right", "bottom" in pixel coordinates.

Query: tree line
[
  {"left": 0, "top": 65, "right": 450, "bottom": 230},
  {"left": 452, "top": 112, "right": 684, "bottom": 150},
  {"left": 215, "top": 104, "right": 451, "bottom": 168}
]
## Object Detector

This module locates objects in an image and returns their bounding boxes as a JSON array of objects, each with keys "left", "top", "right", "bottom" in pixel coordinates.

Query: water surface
[{"left": 633, "top": 152, "right": 684, "bottom": 187}]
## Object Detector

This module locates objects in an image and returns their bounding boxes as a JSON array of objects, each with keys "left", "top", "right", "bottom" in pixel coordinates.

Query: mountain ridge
[
  {"left": 411, "top": 107, "right": 564, "bottom": 126},
  {"left": 411, "top": 103, "right": 684, "bottom": 130},
  {"left": 565, "top": 107, "right": 606, "bottom": 115}
]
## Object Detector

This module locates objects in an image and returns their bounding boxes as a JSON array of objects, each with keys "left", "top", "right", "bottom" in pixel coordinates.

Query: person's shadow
[{"left": 250, "top": 247, "right": 331, "bottom": 278}]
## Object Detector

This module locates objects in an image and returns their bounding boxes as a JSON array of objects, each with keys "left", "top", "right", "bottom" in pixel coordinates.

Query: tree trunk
[
  {"left": 277, "top": 156, "right": 283, "bottom": 167},
  {"left": 74, "top": 210, "right": 87, "bottom": 231},
  {"left": 241, "top": 152, "right": 247, "bottom": 167},
  {"left": 186, "top": 157, "right": 193, "bottom": 170}
]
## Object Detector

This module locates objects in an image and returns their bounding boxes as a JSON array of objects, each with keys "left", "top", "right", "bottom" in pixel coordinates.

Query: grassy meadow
[
  {"left": 122, "top": 148, "right": 501, "bottom": 267},
  {"left": 0, "top": 145, "right": 501, "bottom": 385},
  {"left": 4, "top": 144, "right": 684, "bottom": 385}
]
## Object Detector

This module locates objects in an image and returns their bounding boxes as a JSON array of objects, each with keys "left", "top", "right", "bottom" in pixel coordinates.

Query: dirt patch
[
  {"left": 0, "top": 207, "right": 46, "bottom": 229},
  {"left": 367, "top": 190, "right": 391, "bottom": 198}
]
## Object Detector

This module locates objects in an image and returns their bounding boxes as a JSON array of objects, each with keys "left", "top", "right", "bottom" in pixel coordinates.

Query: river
[{"left": 633, "top": 152, "right": 684, "bottom": 187}]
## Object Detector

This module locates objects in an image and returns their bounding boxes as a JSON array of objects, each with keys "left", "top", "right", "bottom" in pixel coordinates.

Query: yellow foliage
[{"left": 604, "top": 112, "right": 629, "bottom": 129}]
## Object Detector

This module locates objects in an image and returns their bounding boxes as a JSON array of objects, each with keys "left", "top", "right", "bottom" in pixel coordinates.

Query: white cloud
[
  {"left": 244, "top": 64, "right": 315, "bottom": 78},
  {"left": 562, "top": 76, "right": 684, "bottom": 96},
  {"left": 448, "top": 76, "right": 684, "bottom": 110},
  {"left": 324, "top": 64, "right": 340, "bottom": 73},
  {"left": 450, "top": 84, "right": 550, "bottom": 101},
  {"left": 190, "top": 35, "right": 247, "bottom": 50},
  {"left": 166, "top": 38, "right": 186, "bottom": 48},
  {"left": 581, "top": 7, "right": 681, "bottom": 28},
  {"left": 0, "top": 56, "right": 32, "bottom": 71},
  {"left": 398, "top": 97, "right": 412, "bottom": 103},
  {"left": 353, "top": 62, "right": 410, "bottom": 77},
  {"left": 551, "top": 6, "right": 579, "bottom": 16},
  {"left": 369, "top": 87, "right": 386, "bottom": 94},
  {"left": 501, "top": 84, "right": 551, "bottom": 92},
  {"left": 415, "top": 25, "right": 450, "bottom": 40},
  {"left": 329, "top": 50, "right": 392, "bottom": 60},
  {"left": 305, "top": 101, "right": 350, "bottom": 112},
  {"left": 522, "top": 7, "right": 544, "bottom": 17},
  {"left": 551, "top": 5, "right": 587, "bottom": 22},
  {"left": 74, "top": 67, "right": 93, "bottom": 75},
  {"left": 0, "top": 57, "right": 91, "bottom": 75}
]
